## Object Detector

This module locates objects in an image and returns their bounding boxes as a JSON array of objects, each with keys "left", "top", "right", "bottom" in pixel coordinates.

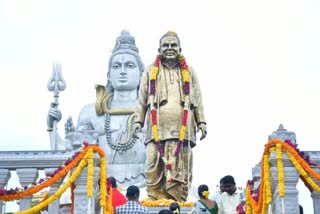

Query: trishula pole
[{"left": 47, "top": 63, "right": 66, "bottom": 150}]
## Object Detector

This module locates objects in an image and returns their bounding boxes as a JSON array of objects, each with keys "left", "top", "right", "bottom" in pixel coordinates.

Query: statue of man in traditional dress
[
  {"left": 133, "top": 31, "right": 207, "bottom": 201},
  {"left": 47, "top": 30, "right": 147, "bottom": 188}
]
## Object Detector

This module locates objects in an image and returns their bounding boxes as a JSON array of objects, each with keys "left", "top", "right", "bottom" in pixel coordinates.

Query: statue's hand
[
  {"left": 132, "top": 122, "right": 142, "bottom": 139},
  {"left": 65, "top": 117, "right": 75, "bottom": 135},
  {"left": 47, "top": 102, "right": 62, "bottom": 129},
  {"left": 197, "top": 123, "right": 207, "bottom": 141}
]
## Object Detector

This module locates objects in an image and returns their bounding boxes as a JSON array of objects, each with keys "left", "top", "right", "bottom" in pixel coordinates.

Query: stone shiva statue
[{"left": 47, "top": 30, "right": 147, "bottom": 188}]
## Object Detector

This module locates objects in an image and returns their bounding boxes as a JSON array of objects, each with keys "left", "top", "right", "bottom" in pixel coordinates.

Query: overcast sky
[{"left": 1, "top": 0, "right": 320, "bottom": 212}]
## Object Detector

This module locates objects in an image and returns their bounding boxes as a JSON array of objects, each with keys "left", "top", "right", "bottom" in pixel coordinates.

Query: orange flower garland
[
  {"left": 245, "top": 138, "right": 320, "bottom": 214},
  {"left": 0, "top": 145, "right": 109, "bottom": 214},
  {"left": 16, "top": 147, "right": 91, "bottom": 214},
  {"left": 0, "top": 146, "right": 90, "bottom": 201}
]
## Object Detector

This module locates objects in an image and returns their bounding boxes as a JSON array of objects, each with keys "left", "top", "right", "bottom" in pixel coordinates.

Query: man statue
[
  {"left": 133, "top": 31, "right": 207, "bottom": 201},
  {"left": 47, "top": 30, "right": 147, "bottom": 188}
]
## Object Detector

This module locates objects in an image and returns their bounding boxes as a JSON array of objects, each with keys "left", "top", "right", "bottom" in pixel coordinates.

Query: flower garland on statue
[
  {"left": 149, "top": 54, "right": 190, "bottom": 182},
  {"left": 141, "top": 198, "right": 194, "bottom": 207}
]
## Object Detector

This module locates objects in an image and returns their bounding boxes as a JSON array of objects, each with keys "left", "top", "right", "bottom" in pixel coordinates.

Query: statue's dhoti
[{"left": 146, "top": 140, "right": 193, "bottom": 201}]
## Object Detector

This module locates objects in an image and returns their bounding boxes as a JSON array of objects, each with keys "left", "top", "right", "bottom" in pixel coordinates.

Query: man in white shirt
[
  {"left": 218, "top": 175, "right": 245, "bottom": 214},
  {"left": 210, "top": 177, "right": 226, "bottom": 205}
]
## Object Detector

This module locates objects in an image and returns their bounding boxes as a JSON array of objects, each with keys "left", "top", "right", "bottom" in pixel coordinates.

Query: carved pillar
[
  {"left": 44, "top": 168, "right": 65, "bottom": 214},
  {"left": 252, "top": 163, "right": 261, "bottom": 190},
  {"left": 269, "top": 124, "right": 300, "bottom": 214},
  {"left": 270, "top": 164, "right": 299, "bottom": 213},
  {"left": 16, "top": 168, "right": 39, "bottom": 211},
  {"left": 311, "top": 191, "right": 320, "bottom": 214},
  {"left": 0, "top": 169, "right": 10, "bottom": 212},
  {"left": 73, "top": 166, "right": 100, "bottom": 214},
  {"left": 311, "top": 167, "right": 320, "bottom": 214}
]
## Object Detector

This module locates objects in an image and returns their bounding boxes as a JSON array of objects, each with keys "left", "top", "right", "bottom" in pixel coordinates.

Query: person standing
[
  {"left": 192, "top": 184, "right": 218, "bottom": 214},
  {"left": 133, "top": 31, "right": 207, "bottom": 201},
  {"left": 107, "top": 176, "right": 127, "bottom": 209},
  {"left": 210, "top": 177, "right": 227, "bottom": 205},
  {"left": 169, "top": 202, "right": 181, "bottom": 214},
  {"left": 218, "top": 175, "right": 245, "bottom": 214},
  {"left": 114, "top": 185, "right": 150, "bottom": 214}
]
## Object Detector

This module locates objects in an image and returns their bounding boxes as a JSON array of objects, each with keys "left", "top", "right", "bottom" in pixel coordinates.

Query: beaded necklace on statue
[
  {"left": 104, "top": 94, "right": 136, "bottom": 152},
  {"left": 149, "top": 55, "right": 191, "bottom": 180}
]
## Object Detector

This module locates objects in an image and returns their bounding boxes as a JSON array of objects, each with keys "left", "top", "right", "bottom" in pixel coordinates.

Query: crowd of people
[{"left": 109, "top": 175, "right": 245, "bottom": 214}]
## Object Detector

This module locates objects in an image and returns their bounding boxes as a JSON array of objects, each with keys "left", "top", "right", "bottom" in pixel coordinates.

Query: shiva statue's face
[
  {"left": 158, "top": 35, "right": 181, "bottom": 61},
  {"left": 109, "top": 53, "right": 140, "bottom": 92}
]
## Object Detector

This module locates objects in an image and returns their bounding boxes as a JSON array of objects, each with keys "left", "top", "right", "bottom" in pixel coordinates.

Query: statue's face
[
  {"left": 159, "top": 35, "right": 181, "bottom": 60},
  {"left": 109, "top": 53, "right": 140, "bottom": 91}
]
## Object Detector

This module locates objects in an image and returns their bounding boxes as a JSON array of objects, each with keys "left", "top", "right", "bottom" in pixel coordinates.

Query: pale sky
[{"left": 0, "top": 0, "right": 320, "bottom": 212}]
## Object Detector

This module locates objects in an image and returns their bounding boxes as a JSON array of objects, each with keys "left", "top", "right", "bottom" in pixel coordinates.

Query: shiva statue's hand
[
  {"left": 64, "top": 116, "right": 75, "bottom": 135},
  {"left": 47, "top": 102, "right": 62, "bottom": 129}
]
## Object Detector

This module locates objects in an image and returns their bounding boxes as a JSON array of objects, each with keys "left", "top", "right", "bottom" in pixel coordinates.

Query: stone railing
[{"left": 0, "top": 150, "right": 101, "bottom": 214}]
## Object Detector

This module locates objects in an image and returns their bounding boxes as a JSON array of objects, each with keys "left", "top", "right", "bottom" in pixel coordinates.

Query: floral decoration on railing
[
  {"left": 245, "top": 139, "right": 320, "bottom": 214},
  {"left": 141, "top": 198, "right": 194, "bottom": 207},
  {"left": 0, "top": 143, "right": 112, "bottom": 214}
]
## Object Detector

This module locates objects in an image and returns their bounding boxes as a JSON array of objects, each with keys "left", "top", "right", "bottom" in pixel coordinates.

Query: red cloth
[{"left": 112, "top": 188, "right": 127, "bottom": 208}]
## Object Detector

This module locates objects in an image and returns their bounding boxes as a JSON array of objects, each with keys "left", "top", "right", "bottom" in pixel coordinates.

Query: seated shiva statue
[{"left": 47, "top": 30, "right": 147, "bottom": 188}]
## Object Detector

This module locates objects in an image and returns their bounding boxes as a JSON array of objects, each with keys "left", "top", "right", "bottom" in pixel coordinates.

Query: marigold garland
[
  {"left": 276, "top": 144, "right": 285, "bottom": 197},
  {"left": 0, "top": 146, "right": 90, "bottom": 201},
  {"left": 286, "top": 152, "right": 320, "bottom": 192},
  {"left": 148, "top": 54, "right": 191, "bottom": 182},
  {"left": 15, "top": 148, "right": 91, "bottom": 214},
  {"left": 245, "top": 138, "right": 320, "bottom": 214},
  {"left": 0, "top": 145, "right": 109, "bottom": 214},
  {"left": 141, "top": 198, "right": 194, "bottom": 207},
  {"left": 87, "top": 148, "right": 94, "bottom": 198},
  {"left": 245, "top": 184, "right": 252, "bottom": 214},
  {"left": 263, "top": 154, "right": 272, "bottom": 205}
]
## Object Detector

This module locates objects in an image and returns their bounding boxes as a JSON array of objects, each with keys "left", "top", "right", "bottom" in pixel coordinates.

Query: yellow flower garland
[
  {"left": 245, "top": 186, "right": 252, "bottom": 214},
  {"left": 9, "top": 145, "right": 109, "bottom": 214},
  {"left": 99, "top": 157, "right": 108, "bottom": 213},
  {"left": 15, "top": 150, "right": 90, "bottom": 214},
  {"left": 276, "top": 144, "right": 285, "bottom": 197},
  {"left": 263, "top": 154, "right": 272, "bottom": 205},
  {"left": 87, "top": 148, "right": 94, "bottom": 198},
  {"left": 286, "top": 151, "right": 320, "bottom": 192},
  {"left": 245, "top": 139, "right": 320, "bottom": 214}
]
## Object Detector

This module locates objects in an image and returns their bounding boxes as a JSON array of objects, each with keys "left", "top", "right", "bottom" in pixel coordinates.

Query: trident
[{"left": 47, "top": 63, "right": 66, "bottom": 150}]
